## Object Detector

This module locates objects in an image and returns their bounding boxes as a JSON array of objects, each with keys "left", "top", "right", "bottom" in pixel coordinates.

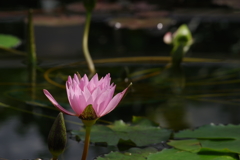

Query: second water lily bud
[
  {"left": 163, "top": 24, "right": 193, "bottom": 46},
  {"left": 173, "top": 24, "right": 193, "bottom": 46},
  {"left": 48, "top": 112, "right": 67, "bottom": 159}
]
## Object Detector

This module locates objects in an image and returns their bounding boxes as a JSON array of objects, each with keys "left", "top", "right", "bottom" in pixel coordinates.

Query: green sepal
[
  {"left": 79, "top": 104, "right": 98, "bottom": 120},
  {"left": 48, "top": 112, "right": 67, "bottom": 159}
]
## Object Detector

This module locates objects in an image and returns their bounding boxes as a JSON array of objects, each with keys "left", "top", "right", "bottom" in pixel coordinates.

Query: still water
[{"left": 0, "top": 58, "right": 240, "bottom": 159}]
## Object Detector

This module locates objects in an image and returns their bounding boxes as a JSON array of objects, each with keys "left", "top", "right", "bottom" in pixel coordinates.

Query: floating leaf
[
  {"left": 169, "top": 139, "right": 240, "bottom": 154},
  {"left": 72, "top": 125, "right": 119, "bottom": 146},
  {"left": 96, "top": 147, "right": 157, "bottom": 160},
  {"left": 147, "top": 148, "right": 238, "bottom": 160},
  {"left": 170, "top": 124, "right": 240, "bottom": 154},
  {"left": 0, "top": 34, "right": 21, "bottom": 48},
  {"left": 175, "top": 124, "right": 240, "bottom": 140},
  {"left": 167, "top": 139, "right": 201, "bottom": 153},
  {"left": 71, "top": 118, "right": 171, "bottom": 146},
  {"left": 199, "top": 139, "right": 240, "bottom": 154},
  {"left": 132, "top": 116, "right": 159, "bottom": 127}
]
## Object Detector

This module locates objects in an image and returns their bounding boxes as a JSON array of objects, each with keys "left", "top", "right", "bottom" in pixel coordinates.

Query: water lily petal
[
  {"left": 91, "top": 87, "right": 101, "bottom": 101},
  {"left": 94, "top": 90, "right": 111, "bottom": 115},
  {"left": 83, "top": 86, "right": 91, "bottom": 102},
  {"left": 66, "top": 76, "right": 72, "bottom": 88},
  {"left": 99, "top": 87, "right": 128, "bottom": 117},
  {"left": 73, "top": 74, "right": 80, "bottom": 84},
  {"left": 96, "top": 85, "right": 116, "bottom": 114},
  {"left": 89, "top": 73, "right": 98, "bottom": 92},
  {"left": 99, "top": 73, "right": 111, "bottom": 90},
  {"left": 43, "top": 89, "right": 76, "bottom": 116},
  {"left": 79, "top": 74, "right": 89, "bottom": 90},
  {"left": 86, "top": 95, "right": 94, "bottom": 107},
  {"left": 69, "top": 94, "right": 83, "bottom": 116},
  {"left": 78, "top": 94, "right": 87, "bottom": 111}
]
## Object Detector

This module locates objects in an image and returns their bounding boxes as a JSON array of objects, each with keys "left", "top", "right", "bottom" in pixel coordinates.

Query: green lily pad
[
  {"left": 199, "top": 139, "right": 240, "bottom": 154},
  {"left": 0, "top": 34, "right": 21, "bottom": 48},
  {"left": 132, "top": 116, "right": 159, "bottom": 127},
  {"left": 71, "top": 117, "right": 171, "bottom": 146},
  {"left": 167, "top": 139, "right": 201, "bottom": 153},
  {"left": 168, "top": 139, "right": 240, "bottom": 154},
  {"left": 147, "top": 148, "right": 238, "bottom": 160},
  {"left": 170, "top": 124, "right": 240, "bottom": 154},
  {"left": 175, "top": 124, "right": 240, "bottom": 139},
  {"left": 96, "top": 147, "right": 158, "bottom": 160}
]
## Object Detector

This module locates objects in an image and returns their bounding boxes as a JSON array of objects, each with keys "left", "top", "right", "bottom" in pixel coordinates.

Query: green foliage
[
  {"left": 0, "top": 34, "right": 21, "bottom": 48},
  {"left": 175, "top": 124, "right": 240, "bottom": 139},
  {"left": 96, "top": 148, "right": 238, "bottom": 160},
  {"left": 167, "top": 139, "right": 201, "bottom": 153},
  {"left": 71, "top": 117, "right": 171, "bottom": 146},
  {"left": 169, "top": 124, "right": 240, "bottom": 154},
  {"left": 147, "top": 148, "right": 238, "bottom": 160},
  {"left": 92, "top": 122, "right": 240, "bottom": 159},
  {"left": 96, "top": 147, "right": 158, "bottom": 160}
]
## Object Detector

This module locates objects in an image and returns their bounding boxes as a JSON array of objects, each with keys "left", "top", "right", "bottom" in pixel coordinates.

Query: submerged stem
[
  {"left": 83, "top": 11, "right": 96, "bottom": 76},
  {"left": 81, "top": 126, "right": 92, "bottom": 160}
]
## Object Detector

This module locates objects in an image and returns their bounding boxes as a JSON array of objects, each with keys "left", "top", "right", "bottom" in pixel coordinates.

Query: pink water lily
[{"left": 43, "top": 73, "right": 130, "bottom": 119}]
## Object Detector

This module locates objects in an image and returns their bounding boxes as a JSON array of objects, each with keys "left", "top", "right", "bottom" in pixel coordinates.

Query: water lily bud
[
  {"left": 83, "top": 0, "right": 96, "bottom": 12},
  {"left": 48, "top": 112, "right": 67, "bottom": 159},
  {"left": 173, "top": 24, "right": 193, "bottom": 46}
]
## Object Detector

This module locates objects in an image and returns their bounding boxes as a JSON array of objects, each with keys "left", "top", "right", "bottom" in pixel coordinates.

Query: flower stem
[
  {"left": 83, "top": 11, "right": 96, "bottom": 76},
  {"left": 27, "top": 9, "right": 37, "bottom": 69},
  {"left": 81, "top": 126, "right": 92, "bottom": 160},
  {"left": 27, "top": 9, "right": 37, "bottom": 100}
]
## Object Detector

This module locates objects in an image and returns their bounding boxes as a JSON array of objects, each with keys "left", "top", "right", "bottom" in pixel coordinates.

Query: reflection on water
[
  {"left": 0, "top": 117, "right": 45, "bottom": 159},
  {"left": 1, "top": 61, "right": 240, "bottom": 158}
]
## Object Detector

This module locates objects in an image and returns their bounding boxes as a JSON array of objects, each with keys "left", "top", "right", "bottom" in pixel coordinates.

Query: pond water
[
  {"left": 1, "top": 57, "right": 240, "bottom": 159},
  {"left": 1, "top": 4, "right": 240, "bottom": 159}
]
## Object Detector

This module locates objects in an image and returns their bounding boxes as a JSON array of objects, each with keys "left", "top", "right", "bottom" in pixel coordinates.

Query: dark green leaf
[
  {"left": 96, "top": 147, "right": 157, "bottom": 160},
  {"left": 171, "top": 124, "right": 240, "bottom": 154},
  {"left": 167, "top": 139, "right": 201, "bottom": 153},
  {"left": 175, "top": 124, "right": 240, "bottom": 140},
  {"left": 71, "top": 119, "right": 171, "bottom": 146},
  {"left": 199, "top": 139, "right": 240, "bottom": 154},
  {"left": 147, "top": 148, "right": 238, "bottom": 160},
  {"left": 0, "top": 34, "right": 21, "bottom": 48}
]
